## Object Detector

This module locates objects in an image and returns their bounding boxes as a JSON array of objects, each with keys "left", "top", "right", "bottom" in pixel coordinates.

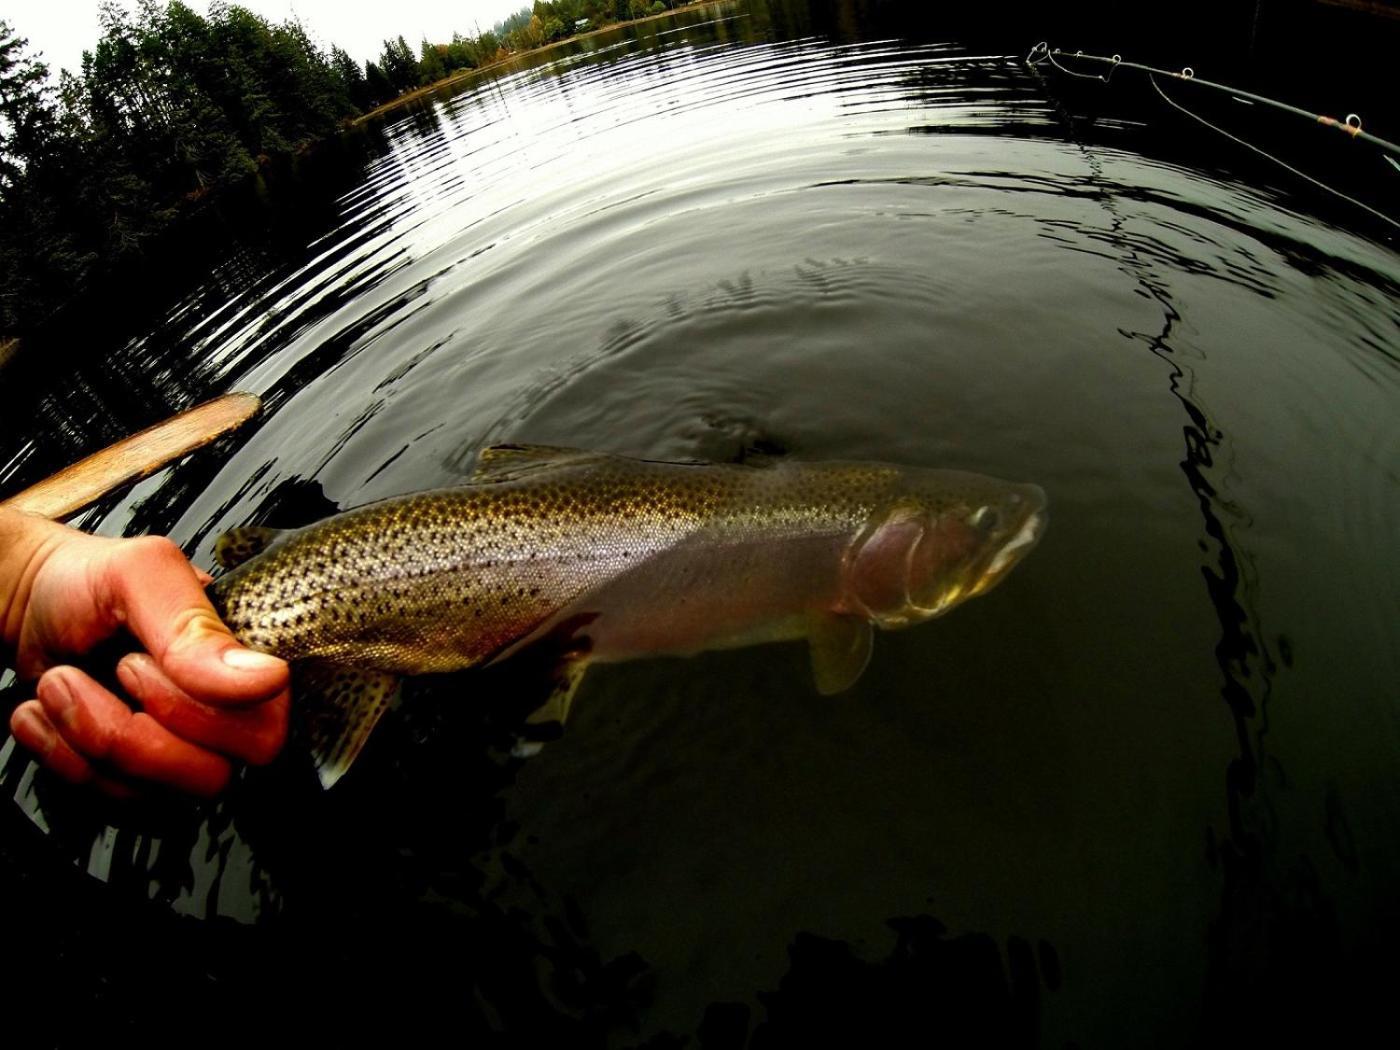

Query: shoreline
[
  {"left": 352, "top": 1, "right": 733, "bottom": 126},
  {"left": 0, "top": 4, "right": 737, "bottom": 347}
]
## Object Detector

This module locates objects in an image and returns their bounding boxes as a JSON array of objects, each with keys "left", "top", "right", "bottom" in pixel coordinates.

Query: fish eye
[{"left": 970, "top": 506, "right": 999, "bottom": 532}]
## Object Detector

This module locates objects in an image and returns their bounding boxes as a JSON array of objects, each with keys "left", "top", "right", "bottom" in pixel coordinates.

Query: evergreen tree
[
  {"left": 443, "top": 33, "right": 476, "bottom": 72},
  {"left": 0, "top": 4, "right": 372, "bottom": 337},
  {"left": 0, "top": 19, "right": 55, "bottom": 190},
  {"left": 0, "top": 0, "right": 674, "bottom": 338},
  {"left": 379, "top": 36, "right": 420, "bottom": 94},
  {"left": 475, "top": 31, "right": 502, "bottom": 62},
  {"left": 331, "top": 45, "right": 371, "bottom": 110},
  {"left": 364, "top": 61, "right": 394, "bottom": 106},
  {"left": 0, "top": 23, "right": 88, "bottom": 333},
  {"left": 418, "top": 39, "right": 447, "bottom": 86}
]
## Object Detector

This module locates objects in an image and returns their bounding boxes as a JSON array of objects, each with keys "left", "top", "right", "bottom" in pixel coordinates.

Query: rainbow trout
[{"left": 209, "top": 445, "right": 1046, "bottom": 787}]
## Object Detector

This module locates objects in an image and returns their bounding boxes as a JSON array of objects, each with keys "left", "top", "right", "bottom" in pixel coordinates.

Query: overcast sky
[{"left": 5, "top": 0, "right": 535, "bottom": 78}]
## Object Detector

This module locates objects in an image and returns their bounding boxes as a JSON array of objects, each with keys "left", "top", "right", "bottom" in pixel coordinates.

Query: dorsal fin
[
  {"left": 214, "top": 525, "right": 287, "bottom": 569},
  {"left": 469, "top": 443, "right": 761, "bottom": 484},
  {"left": 469, "top": 443, "right": 611, "bottom": 483}
]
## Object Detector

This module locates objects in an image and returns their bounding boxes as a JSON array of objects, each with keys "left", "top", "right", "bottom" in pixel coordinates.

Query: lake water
[{"left": 2, "top": 2, "right": 1398, "bottom": 1045}]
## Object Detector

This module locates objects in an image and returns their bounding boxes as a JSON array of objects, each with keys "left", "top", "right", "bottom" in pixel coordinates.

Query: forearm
[{"left": 0, "top": 507, "right": 68, "bottom": 654}]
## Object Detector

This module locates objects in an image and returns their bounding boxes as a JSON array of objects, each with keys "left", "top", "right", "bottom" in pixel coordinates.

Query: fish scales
[
  {"left": 216, "top": 459, "right": 885, "bottom": 667},
  {"left": 207, "top": 446, "right": 1047, "bottom": 787}
]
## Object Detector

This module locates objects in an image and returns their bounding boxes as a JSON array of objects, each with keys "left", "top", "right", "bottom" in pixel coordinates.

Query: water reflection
[{"left": 1035, "top": 63, "right": 1399, "bottom": 1040}]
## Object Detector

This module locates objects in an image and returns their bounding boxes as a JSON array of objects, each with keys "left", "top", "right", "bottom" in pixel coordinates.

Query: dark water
[{"left": 3, "top": 2, "right": 1399, "bottom": 1045}]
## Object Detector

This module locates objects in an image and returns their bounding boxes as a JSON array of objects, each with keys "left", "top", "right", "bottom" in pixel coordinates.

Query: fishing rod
[
  {"left": 1025, "top": 42, "right": 1399, "bottom": 230},
  {"left": 1027, "top": 43, "right": 1399, "bottom": 157}
]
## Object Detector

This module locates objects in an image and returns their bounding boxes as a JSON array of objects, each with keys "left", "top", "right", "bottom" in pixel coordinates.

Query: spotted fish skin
[{"left": 207, "top": 445, "right": 1047, "bottom": 786}]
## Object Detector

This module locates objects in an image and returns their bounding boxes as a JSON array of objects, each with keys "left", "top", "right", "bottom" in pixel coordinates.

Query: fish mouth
[
  {"left": 889, "top": 488, "right": 1047, "bottom": 620},
  {"left": 972, "top": 491, "right": 1047, "bottom": 596},
  {"left": 847, "top": 482, "right": 1048, "bottom": 624},
  {"left": 987, "top": 507, "right": 1045, "bottom": 576}
]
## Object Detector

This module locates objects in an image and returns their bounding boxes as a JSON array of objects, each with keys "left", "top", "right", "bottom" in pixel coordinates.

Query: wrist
[{"left": 0, "top": 507, "right": 70, "bottom": 653}]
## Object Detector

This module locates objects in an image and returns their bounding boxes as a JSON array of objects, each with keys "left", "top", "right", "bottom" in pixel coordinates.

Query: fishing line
[
  {"left": 1025, "top": 42, "right": 1399, "bottom": 231},
  {"left": 1146, "top": 73, "right": 1399, "bottom": 231},
  {"left": 1025, "top": 45, "right": 1286, "bottom": 828},
  {"left": 1041, "top": 45, "right": 1122, "bottom": 84}
]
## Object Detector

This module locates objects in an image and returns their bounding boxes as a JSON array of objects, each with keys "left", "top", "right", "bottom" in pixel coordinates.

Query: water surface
[{"left": 2, "top": 2, "right": 1398, "bottom": 1045}]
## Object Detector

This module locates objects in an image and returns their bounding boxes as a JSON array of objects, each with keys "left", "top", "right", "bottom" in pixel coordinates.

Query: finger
[
  {"left": 9, "top": 700, "right": 95, "bottom": 785},
  {"left": 36, "top": 666, "right": 130, "bottom": 760},
  {"left": 37, "top": 666, "right": 231, "bottom": 796},
  {"left": 92, "top": 774, "right": 141, "bottom": 800},
  {"left": 12, "top": 697, "right": 139, "bottom": 798},
  {"left": 101, "top": 536, "right": 289, "bottom": 706},
  {"left": 118, "top": 653, "right": 289, "bottom": 765},
  {"left": 111, "top": 714, "right": 232, "bottom": 797}
]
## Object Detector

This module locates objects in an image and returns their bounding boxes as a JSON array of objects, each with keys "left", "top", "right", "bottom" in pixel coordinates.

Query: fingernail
[
  {"left": 221, "top": 647, "right": 283, "bottom": 672},
  {"left": 118, "top": 653, "right": 152, "bottom": 690},
  {"left": 12, "top": 706, "right": 56, "bottom": 759},
  {"left": 39, "top": 673, "right": 76, "bottom": 722}
]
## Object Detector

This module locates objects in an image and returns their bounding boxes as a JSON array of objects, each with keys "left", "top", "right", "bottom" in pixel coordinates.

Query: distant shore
[{"left": 353, "top": 1, "right": 732, "bottom": 126}]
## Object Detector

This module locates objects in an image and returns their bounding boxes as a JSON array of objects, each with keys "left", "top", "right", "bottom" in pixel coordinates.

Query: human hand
[{"left": 2, "top": 509, "right": 289, "bottom": 796}]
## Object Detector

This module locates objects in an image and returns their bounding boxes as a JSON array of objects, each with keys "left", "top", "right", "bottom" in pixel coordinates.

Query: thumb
[{"left": 103, "top": 536, "right": 289, "bottom": 706}]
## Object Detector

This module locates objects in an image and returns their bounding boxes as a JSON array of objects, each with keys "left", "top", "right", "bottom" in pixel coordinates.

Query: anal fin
[
  {"left": 808, "top": 615, "right": 874, "bottom": 695},
  {"left": 296, "top": 662, "right": 400, "bottom": 788},
  {"left": 513, "top": 658, "right": 591, "bottom": 758}
]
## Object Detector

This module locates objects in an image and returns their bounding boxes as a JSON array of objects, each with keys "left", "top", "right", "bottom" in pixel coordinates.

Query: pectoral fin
[
  {"left": 296, "top": 662, "right": 400, "bottom": 788},
  {"left": 513, "top": 658, "right": 591, "bottom": 758},
  {"left": 215, "top": 525, "right": 287, "bottom": 568},
  {"left": 808, "top": 615, "right": 874, "bottom": 695}
]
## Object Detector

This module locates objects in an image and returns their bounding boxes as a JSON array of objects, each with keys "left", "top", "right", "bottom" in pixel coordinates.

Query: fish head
[{"left": 840, "top": 470, "right": 1047, "bottom": 628}]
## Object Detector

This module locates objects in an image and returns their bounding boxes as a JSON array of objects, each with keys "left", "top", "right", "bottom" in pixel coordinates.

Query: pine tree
[
  {"left": 0, "top": 19, "right": 55, "bottom": 191},
  {"left": 379, "top": 36, "right": 420, "bottom": 94},
  {"left": 364, "top": 60, "right": 394, "bottom": 107},
  {"left": 418, "top": 39, "right": 447, "bottom": 86},
  {"left": 331, "top": 45, "right": 370, "bottom": 110}
]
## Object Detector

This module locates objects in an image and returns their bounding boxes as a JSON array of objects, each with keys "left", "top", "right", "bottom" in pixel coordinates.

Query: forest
[{"left": 0, "top": 2, "right": 697, "bottom": 340}]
